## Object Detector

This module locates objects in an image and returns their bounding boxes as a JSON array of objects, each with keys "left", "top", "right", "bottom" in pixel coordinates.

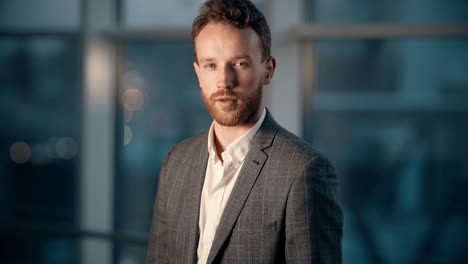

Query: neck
[{"left": 213, "top": 107, "right": 263, "bottom": 158}]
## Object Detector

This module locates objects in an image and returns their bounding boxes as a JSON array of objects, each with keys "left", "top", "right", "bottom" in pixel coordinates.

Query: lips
[
  {"left": 215, "top": 97, "right": 237, "bottom": 101},
  {"left": 210, "top": 90, "right": 239, "bottom": 101},
  {"left": 214, "top": 97, "right": 238, "bottom": 109}
]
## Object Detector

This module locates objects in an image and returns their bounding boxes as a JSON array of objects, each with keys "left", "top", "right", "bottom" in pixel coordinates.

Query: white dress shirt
[{"left": 197, "top": 108, "right": 266, "bottom": 264}]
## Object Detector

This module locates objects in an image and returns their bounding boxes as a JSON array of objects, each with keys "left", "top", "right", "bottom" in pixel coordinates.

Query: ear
[
  {"left": 193, "top": 61, "right": 200, "bottom": 79},
  {"left": 262, "top": 56, "right": 276, "bottom": 85}
]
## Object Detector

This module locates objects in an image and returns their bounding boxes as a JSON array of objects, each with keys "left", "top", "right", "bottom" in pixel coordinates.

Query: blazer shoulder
[
  {"left": 273, "top": 125, "right": 331, "bottom": 164},
  {"left": 166, "top": 131, "right": 208, "bottom": 158},
  {"left": 269, "top": 126, "right": 337, "bottom": 188}
]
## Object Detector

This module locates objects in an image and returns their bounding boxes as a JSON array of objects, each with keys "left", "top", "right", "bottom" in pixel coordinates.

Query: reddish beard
[{"left": 202, "top": 86, "right": 262, "bottom": 126}]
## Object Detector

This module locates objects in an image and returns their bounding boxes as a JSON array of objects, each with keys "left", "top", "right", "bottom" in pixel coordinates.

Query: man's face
[{"left": 193, "top": 22, "right": 275, "bottom": 126}]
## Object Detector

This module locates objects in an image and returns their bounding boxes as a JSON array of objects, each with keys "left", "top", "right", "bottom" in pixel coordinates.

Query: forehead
[{"left": 194, "top": 22, "right": 262, "bottom": 60}]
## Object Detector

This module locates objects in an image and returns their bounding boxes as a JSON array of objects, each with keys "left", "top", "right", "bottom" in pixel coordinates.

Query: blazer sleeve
[
  {"left": 285, "top": 155, "right": 343, "bottom": 264},
  {"left": 146, "top": 148, "right": 174, "bottom": 264}
]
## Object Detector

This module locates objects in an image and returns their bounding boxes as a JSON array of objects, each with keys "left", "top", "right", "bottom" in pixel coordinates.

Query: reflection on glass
[
  {"left": 310, "top": 0, "right": 468, "bottom": 24},
  {"left": 0, "top": 37, "right": 81, "bottom": 263},
  {"left": 115, "top": 40, "right": 211, "bottom": 237},
  {"left": 306, "top": 39, "right": 468, "bottom": 264}
]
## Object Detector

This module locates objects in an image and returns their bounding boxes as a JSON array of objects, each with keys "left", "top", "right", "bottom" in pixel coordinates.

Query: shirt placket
[{"left": 202, "top": 158, "right": 230, "bottom": 256}]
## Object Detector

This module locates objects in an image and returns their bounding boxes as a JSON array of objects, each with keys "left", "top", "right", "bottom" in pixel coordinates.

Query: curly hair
[{"left": 192, "top": 0, "right": 271, "bottom": 62}]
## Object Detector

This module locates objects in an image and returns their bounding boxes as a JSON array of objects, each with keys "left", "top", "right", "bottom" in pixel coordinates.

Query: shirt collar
[{"left": 207, "top": 107, "right": 266, "bottom": 164}]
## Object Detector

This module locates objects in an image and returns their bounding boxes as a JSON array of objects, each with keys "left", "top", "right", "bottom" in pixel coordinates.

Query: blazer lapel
[
  {"left": 183, "top": 137, "right": 209, "bottom": 263},
  {"left": 206, "top": 112, "right": 279, "bottom": 264}
]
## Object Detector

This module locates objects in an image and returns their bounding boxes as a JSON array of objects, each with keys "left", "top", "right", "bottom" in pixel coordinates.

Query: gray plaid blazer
[{"left": 146, "top": 111, "right": 343, "bottom": 264}]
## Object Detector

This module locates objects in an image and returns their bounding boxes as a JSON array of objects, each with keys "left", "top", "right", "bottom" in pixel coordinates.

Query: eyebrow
[
  {"left": 198, "top": 58, "right": 215, "bottom": 63},
  {"left": 233, "top": 54, "right": 251, "bottom": 60},
  {"left": 198, "top": 55, "right": 252, "bottom": 63}
]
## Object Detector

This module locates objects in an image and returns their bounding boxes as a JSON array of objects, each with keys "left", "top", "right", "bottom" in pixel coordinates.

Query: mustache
[{"left": 210, "top": 90, "right": 241, "bottom": 101}]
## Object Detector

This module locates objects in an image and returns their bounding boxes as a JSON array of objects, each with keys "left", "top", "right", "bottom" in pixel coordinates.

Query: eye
[
  {"left": 204, "top": 63, "right": 216, "bottom": 70},
  {"left": 234, "top": 61, "right": 249, "bottom": 68}
]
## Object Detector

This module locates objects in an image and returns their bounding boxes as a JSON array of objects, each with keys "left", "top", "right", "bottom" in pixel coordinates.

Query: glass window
[
  {"left": 307, "top": 111, "right": 468, "bottom": 264},
  {"left": 309, "top": 0, "right": 468, "bottom": 24},
  {"left": 0, "top": 0, "right": 80, "bottom": 29},
  {"left": 114, "top": 40, "right": 210, "bottom": 242},
  {"left": 305, "top": 39, "right": 468, "bottom": 264},
  {"left": 313, "top": 40, "right": 468, "bottom": 99},
  {"left": 115, "top": 242, "right": 147, "bottom": 264},
  {"left": 315, "top": 40, "right": 399, "bottom": 92},
  {"left": 0, "top": 235, "right": 79, "bottom": 264},
  {"left": 0, "top": 37, "right": 81, "bottom": 263}
]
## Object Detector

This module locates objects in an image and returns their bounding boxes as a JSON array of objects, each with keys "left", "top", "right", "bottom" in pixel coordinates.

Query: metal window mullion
[
  {"left": 269, "top": 0, "right": 303, "bottom": 136},
  {"left": 295, "top": 24, "right": 468, "bottom": 40},
  {"left": 79, "top": 0, "right": 117, "bottom": 263}
]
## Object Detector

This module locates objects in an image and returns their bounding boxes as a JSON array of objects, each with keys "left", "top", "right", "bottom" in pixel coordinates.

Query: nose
[{"left": 216, "top": 65, "right": 236, "bottom": 89}]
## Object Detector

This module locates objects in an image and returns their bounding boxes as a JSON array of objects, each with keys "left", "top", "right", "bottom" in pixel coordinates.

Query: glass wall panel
[
  {"left": 310, "top": 0, "right": 468, "bottom": 24},
  {"left": 314, "top": 40, "right": 468, "bottom": 99},
  {"left": 0, "top": 0, "right": 80, "bottom": 29},
  {"left": 115, "top": 242, "right": 147, "bottom": 264},
  {"left": 315, "top": 40, "right": 399, "bottom": 92},
  {"left": 0, "top": 37, "right": 81, "bottom": 262},
  {"left": 0, "top": 235, "right": 79, "bottom": 264},
  {"left": 114, "top": 40, "right": 211, "bottom": 239},
  {"left": 305, "top": 39, "right": 468, "bottom": 264}
]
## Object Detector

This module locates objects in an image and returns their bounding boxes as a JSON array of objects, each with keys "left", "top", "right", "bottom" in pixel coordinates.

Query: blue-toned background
[{"left": 1, "top": 0, "right": 468, "bottom": 263}]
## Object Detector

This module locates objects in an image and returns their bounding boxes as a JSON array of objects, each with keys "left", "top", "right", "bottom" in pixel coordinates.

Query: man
[{"left": 146, "top": 0, "right": 343, "bottom": 263}]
